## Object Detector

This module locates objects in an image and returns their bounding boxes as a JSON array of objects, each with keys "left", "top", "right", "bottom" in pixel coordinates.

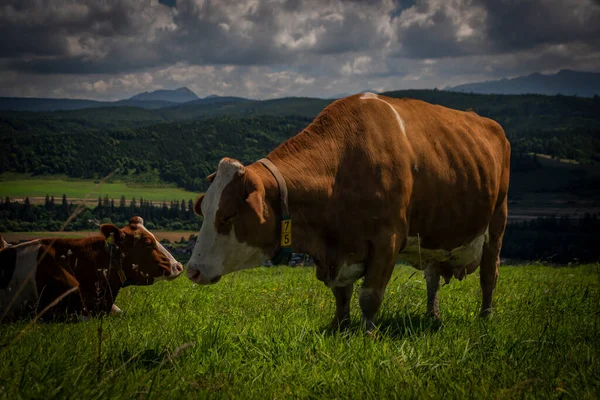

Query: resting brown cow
[
  {"left": 0, "top": 217, "right": 183, "bottom": 321},
  {"left": 187, "top": 93, "right": 510, "bottom": 331}
]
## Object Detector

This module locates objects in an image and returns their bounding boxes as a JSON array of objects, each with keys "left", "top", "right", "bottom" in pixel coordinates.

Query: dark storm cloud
[
  {"left": 483, "top": 0, "right": 600, "bottom": 53},
  {"left": 0, "top": 0, "right": 598, "bottom": 100},
  {"left": 395, "top": 0, "right": 600, "bottom": 59},
  {"left": 1, "top": 0, "right": 396, "bottom": 75},
  {"left": 159, "top": 0, "right": 177, "bottom": 7}
]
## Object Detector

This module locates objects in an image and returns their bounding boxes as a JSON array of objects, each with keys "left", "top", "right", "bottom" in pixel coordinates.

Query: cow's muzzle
[
  {"left": 186, "top": 266, "right": 221, "bottom": 285},
  {"left": 166, "top": 262, "right": 184, "bottom": 280}
]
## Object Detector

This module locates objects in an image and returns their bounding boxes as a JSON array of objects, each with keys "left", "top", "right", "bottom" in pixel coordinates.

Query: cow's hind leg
[
  {"left": 480, "top": 198, "right": 508, "bottom": 317},
  {"left": 359, "top": 234, "right": 401, "bottom": 333},
  {"left": 331, "top": 284, "right": 353, "bottom": 330},
  {"left": 424, "top": 263, "right": 441, "bottom": 320}
]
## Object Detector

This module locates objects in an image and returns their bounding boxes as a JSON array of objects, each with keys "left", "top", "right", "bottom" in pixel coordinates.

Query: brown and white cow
[
  {"left": 0, "top": 217, "right": 183, "bottom": 321},
  {"left": 187, "top": 93, "right": 511, "bottom": 331}
]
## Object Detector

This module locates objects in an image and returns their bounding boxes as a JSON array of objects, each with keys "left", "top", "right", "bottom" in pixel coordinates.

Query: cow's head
[
  {"left": 100, "top": 216, "right": 183, "bottom": 285},
  {"left": 187, "top": 158, "right": 277, "bottom": 284}
]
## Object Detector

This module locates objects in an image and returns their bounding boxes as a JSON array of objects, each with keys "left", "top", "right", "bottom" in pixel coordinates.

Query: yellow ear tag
[
  {"left": 105, "top": 233, "right": 115, "bottom": 246},
  {"left": 118, "top": 270, "right": 126, "bottom": 284},
  {"left": 280, "top": 218, "right": 292, "bottom": 247}
]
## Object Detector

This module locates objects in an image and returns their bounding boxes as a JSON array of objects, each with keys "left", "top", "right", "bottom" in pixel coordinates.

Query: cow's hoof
[
  {"left": 76, "top": 314, "right": 90, "bottom": 322},
  {"left": 363, "top": 319, "right": 378, "bottom": 336},
  {"left": 426, "top": 311, "right": 442, "bottom": 322},
  {"left": 331, "top": 317, "right": 350, "bottom": 331},
  {"left": 111, "top": 304, "right": 123, "bottom": 315},
  {"left": 479, "top": 308, "right": 493, "bottom": 318}
]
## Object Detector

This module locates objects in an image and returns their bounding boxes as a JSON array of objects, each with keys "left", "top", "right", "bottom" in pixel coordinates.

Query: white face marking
[
  {"left": 0, "top": 241, "right": 41, "bottom": 317},
  {"left": 136, "top": 224, "right": 182, "bottom": 279},
  {"left": 399, "top": 228, "right": 489, "bottom": 275},
  {"left": 331, "top": 263, "right": 365, "bottom": 288},
  {"left": 187, "top": 159, "right": 267, "bottom": 284},
  {"left": 360, "top": 92, "right": 406, "bottom": 136}
]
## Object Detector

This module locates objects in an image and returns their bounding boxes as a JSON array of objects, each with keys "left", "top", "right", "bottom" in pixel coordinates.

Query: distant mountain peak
[
  {"left": 445, "top": 70, "right": 600, "bottom": 97},
  {"left": 128, "top": 87, "right": 199, "bottom": 103}
]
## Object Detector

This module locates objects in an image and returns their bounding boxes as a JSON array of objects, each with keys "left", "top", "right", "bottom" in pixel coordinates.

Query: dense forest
[
  {"left": 0, "top": 115, "right": 310, "bottom": 192},
  {"left": 0, "top": 195, "right": 199, "bottom": 232},
  {"left": 1, "top": 91, "right": 599, "bottom": 193}
]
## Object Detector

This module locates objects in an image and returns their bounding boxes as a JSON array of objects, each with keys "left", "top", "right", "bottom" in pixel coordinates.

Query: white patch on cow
[
  {"left": 331, "top": 263, "right": 365, "bottom": 287},
  {"left": 360, "top": 92, "right": 406, "bottom": 136},
  {"left": 0, "top": 241, "right": 41, "bottom": 316},
  {"left": 136, "top": 224, "right": 182, "bottom": 279},
  {"left": 1, "top": 238, "right": 9, "bottom": 249},
  {"left": 399, "top": 228, "right": 489, "bottom": 275},
  {"left": 187, "top": 159, "right": 267, "bottom": 284}
]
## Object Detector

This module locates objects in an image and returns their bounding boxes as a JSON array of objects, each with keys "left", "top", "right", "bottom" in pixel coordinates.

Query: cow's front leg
[
  {"left": 331, "top": 284, "right": 353, "bottom": 331},
  {"left": 424, "top": 264, "right": 441, "bottom": 320},
  {"left": 359, "top": 234, "right": 401, "bottom": 333}
]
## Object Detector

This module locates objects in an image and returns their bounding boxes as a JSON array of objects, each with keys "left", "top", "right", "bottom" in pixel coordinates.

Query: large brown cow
[
  {"left": 187, "top": 93, "right": 510, "bottom": 331},
  {"left": 1, "top": 217, "right": 183, "bottom": 321}
]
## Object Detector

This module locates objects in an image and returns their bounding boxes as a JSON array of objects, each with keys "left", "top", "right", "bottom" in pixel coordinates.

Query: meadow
[
  {"left": 0, "top": 174, "right": 196, "bottom": 204},
  {"left": 0, "top": 264, "right": 598, "bottom": 399}
]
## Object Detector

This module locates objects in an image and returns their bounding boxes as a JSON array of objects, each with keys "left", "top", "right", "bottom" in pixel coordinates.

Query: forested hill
[
  {"left": 1, "top": 90, "right": 599, "bottom": 192},
  {"left": 0, "top": 115, "right": 312, "bottom": 192}
]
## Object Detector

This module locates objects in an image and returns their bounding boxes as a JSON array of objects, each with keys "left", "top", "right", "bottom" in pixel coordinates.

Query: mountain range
[
  {"left": 1, "top": 70, "right": 600, "bottom": 112},
  {"left": 0, "top": 87, "right": 232, "bottom": 112},
  {"left": 445, "top": 70, "right": 600, "bottom": 97},
  {"left": 128, "top": 87, "right": 199, "bottom": 103}
]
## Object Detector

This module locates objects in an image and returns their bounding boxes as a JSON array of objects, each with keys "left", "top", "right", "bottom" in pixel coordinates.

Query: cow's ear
[
  {"left": 100, "top": 224, "right": 123, "bottom": 243},
  {"left": 194, "top": 194, "right": 205, "bottom": 217},
  {"left": 244, "top": 170, "right": 266, "bottom": 224},
  {"left": 206, "top": 172, "right": 216, "bottom": 183}
]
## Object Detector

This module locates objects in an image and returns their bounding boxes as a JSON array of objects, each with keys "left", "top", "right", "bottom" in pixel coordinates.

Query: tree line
[
  {"left": 1, "top": 195, "right": 598, "bottom": 263},
  {"left": 0, "top": 195, "right": 200, "bottom": 232},
  {"left": 501, "top": 214, "right": 600, "bottom": 263}
]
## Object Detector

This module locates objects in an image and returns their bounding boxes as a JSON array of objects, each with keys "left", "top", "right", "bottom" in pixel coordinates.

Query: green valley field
[
  {"left": 1, "top": 265, "right": 598, "bottom": 399},
  {"left": 0, "top": 175, "right": 196, "bottom": 204}
]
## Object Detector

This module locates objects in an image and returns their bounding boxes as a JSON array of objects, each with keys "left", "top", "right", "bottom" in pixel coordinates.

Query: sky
[{"left": 1, "top": 0, "right": 599, "bottom": 101}]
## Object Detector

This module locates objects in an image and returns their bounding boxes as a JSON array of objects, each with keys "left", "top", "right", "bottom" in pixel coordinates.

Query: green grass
[
  {"left": 0, "top": 174, "right": 196, "bottom": 202},
  {"left": 1, "top": 265, "right": 599, "bottom": 399}
]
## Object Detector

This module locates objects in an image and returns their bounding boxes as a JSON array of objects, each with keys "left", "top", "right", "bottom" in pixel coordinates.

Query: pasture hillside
[
  {"left": 1, "top": 91, "right": 599, "bottom": 194},
  {"left": 0, "top": 265, "right": 598, "bottom": 399}
]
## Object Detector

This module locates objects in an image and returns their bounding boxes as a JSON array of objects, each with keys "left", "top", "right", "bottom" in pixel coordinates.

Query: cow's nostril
[
  {"left": 189, "top": 269, "right": 201, "bottom": 280},
  {"left": 176, "top": 263, "right": 183, "bottom": 272}
]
